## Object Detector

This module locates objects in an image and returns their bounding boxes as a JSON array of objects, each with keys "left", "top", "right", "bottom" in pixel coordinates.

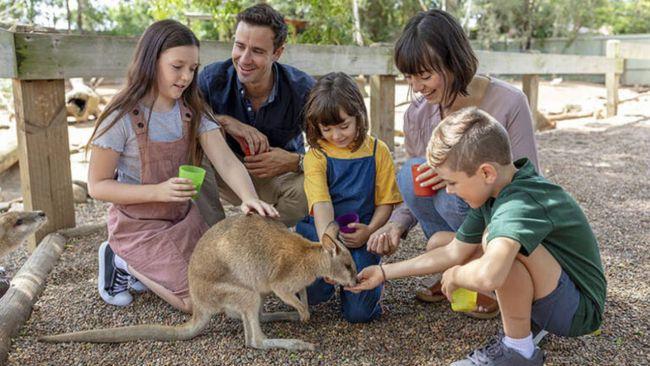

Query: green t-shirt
[{"left": 456, "top": 158, "right": 606, "bottom": 336}]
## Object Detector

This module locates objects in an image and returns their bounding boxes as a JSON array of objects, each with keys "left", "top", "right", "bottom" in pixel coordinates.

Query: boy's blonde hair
[{"left": 426, "top": 107, "right": 512, "bottom": 175}]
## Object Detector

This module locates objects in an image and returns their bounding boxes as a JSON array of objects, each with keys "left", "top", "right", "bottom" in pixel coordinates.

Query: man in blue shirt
[{"left": 197, "top": 4, "right": 315, "bottom": 226}]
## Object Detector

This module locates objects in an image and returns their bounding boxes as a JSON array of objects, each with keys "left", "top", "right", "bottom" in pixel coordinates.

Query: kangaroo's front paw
[{"left": 299, "top": 310, "right": 310, "bottom": 322}]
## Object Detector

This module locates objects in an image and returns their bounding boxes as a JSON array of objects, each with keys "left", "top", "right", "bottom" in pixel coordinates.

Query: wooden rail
[{"left": 0, "top": 29, "right": 635, "bottom": 244}]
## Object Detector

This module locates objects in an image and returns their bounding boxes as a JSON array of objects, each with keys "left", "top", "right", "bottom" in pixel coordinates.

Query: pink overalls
[{"left": 107, "top": 103, "right": 208, "bottom": 298}]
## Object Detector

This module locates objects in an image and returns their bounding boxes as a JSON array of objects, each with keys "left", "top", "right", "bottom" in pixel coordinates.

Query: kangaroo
[
  {"left": 0, "top": 210, "right": 47, "bottom": 259},
  {"left": 41, "top": 214, "right": 357, "bottom": 351}
]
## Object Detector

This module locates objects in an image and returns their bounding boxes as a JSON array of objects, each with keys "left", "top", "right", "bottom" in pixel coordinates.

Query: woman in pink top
[{"left": 367, "top": 9, "right": 540, "bottom": 318}]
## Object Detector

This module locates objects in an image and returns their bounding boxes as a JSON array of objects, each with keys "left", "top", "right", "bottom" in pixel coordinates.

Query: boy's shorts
[{"left": 531, "top": 270, "right": 580, "bottom": 336}]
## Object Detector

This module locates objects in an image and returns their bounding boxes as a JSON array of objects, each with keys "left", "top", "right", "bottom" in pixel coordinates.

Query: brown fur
[
  {"left": 0, "top": 210, "right": 47, "bottom": 258},
  {"left": 40, "top": 214, "right": 357, "bottom": 351}
]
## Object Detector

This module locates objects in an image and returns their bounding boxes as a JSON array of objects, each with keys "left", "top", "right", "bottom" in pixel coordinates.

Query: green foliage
[
  {"left": 597, "top": 0, "right": 650, "bottom": 34},
  {"left": 473, "top": 0, "right": 609, "bottom": 50},
  {"left": 2, "top": 0, "right": 649, "bottom": 47},
  {"left": 104, "top": 0, "right": 154, "bottom": 36}
]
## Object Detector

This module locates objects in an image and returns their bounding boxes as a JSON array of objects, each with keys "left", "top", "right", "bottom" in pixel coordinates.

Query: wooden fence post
[
  {"left": 605, "top": 40, "right": 621, "bottom": 118},
  {"left": 370, "top": 75, "right": 396, "bottom": 151},
  {"left": 12, "top": 79, "right": 75, "bottom": 249},
  {"left": 522, "top": 74, "right": 540, "bottom": 129}
]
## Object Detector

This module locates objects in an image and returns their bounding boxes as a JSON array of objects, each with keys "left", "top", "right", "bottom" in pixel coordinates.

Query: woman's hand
[
  {"left": 367, "top": 221, "right": 403, "bottom": 256},
  {"left": 339, "top": 223, "right": 370, "bottom": 248},
  {"left": 415, "top": 164, "right": 446, "bottom": 191},
  {"left": 240, "top": 199, "right": 280, "bottom": 218},
  {"left": 154, "top": 177, "right": 196, "bottom": 202}
]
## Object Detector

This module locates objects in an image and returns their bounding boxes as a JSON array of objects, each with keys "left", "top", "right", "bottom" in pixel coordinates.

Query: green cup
[
  {"left": 178, "top": 165, "right": 206, "bottom": 199},
  {"left": 451, "top": 288, "right": 478, "bottom": 312}
]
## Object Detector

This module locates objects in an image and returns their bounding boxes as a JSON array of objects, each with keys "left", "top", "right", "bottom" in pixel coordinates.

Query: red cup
[
  {"left": 412, "top": 163, "right": 438, "bottom": 197},
  {"left": 235, "top": 137, "right": 252, "bottom": 156}
]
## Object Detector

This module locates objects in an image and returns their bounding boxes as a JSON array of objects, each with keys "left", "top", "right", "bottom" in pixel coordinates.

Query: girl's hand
[
  {"left": 441, "top": 265, "right": 461, "bottom": 301},
  {"left": 240, "top": 199, "right": 280, "bottom": 218},
  {"left": 345, "top": 265, "right": 383, "bottom": 293},
  {"left": 415, "top": 165, "right": 446, "bottom": 191},
  {"left": 155, "top": 177, "right": 196, "bottom": 202},
  {"left": 339, "top": 223, "right": 370, "bottom": 248},
  {"left": 367, "top": 222, "right": 403, "bottom": 256}
]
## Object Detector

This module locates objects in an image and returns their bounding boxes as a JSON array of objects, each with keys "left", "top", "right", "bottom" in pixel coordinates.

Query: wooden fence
[{"left": 0, "top": 29, "right": 645, "bottom": 245}]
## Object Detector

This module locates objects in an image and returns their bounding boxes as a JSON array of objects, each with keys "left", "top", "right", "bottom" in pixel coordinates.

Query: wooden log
[
  {"left": 12, "top": 79, "right": 75, "bottom": 249},
  {"left": 606, "top": 40, "right": 621, "bottom": 118},
  {"left": 370, "top": 75, "right": 396, "bottom": 151},
  {"left": 0, "top": 142, "right": 17, "bottom": 175},
  {"left": 0, "top": 233, "right": 66, "bottom": 364},
  {"left": 522, "top": 75, "right": 540, "bottom": 130},
  {"left": 10, "top": 31, "right": 620, "bottom": 80},
  {"left": 57, "top": 223, "right": 105, "bottom": 238}
]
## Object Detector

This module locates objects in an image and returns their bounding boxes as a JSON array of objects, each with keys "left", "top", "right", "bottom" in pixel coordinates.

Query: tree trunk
[
  {"left": 351, "top": 0, "right": 363, "bottom": 46},
  {"left": 77, "top": 0, "right": 83, "bottom": 34},
  {"left": 66, "top": 0, "right": 71, "bottom": 33}
]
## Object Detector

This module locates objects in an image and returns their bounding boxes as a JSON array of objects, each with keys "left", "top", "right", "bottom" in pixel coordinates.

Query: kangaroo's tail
[{"left": 39, "top": 308, "right": 212, "bottom": 343}]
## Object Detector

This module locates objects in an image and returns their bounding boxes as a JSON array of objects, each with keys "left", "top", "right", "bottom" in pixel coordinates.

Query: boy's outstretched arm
[
  {"left": 345, "top": 237, "right": 477, "bottom": 292},
  {"left": 440, "top": 237, "right": 520, "bottom": 299}
]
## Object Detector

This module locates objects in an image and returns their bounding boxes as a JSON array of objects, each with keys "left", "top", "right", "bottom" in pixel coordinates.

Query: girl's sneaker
[
  {"left": 128, "top": 276, "right": 149, "bottom": 293},
  {"left": 97, "top": 241, "right": 133, "bottom": 307}
]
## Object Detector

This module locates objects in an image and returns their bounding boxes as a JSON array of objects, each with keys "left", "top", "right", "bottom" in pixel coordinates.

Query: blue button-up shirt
[{"left": 199, "top": 59, "right": 315, "bottom": 155}]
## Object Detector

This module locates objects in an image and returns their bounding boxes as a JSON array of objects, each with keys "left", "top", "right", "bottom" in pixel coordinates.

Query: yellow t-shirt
[{"left": 303, "top": 136, "right": 403, "bottom": 213}]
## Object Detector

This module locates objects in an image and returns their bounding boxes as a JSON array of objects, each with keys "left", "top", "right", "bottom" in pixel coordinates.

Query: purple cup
[{"left": 336, "top": 212, "right": 359, "bottom": 234}]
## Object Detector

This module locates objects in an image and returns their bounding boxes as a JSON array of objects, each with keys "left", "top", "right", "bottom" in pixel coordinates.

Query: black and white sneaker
[{"left": 97, "top": 242, "right": 133, "bottom": 307}]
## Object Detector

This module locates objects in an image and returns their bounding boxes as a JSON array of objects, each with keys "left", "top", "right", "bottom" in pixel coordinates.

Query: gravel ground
[{"left": 2, "top": 118, "right": 649, "bottom": 365}]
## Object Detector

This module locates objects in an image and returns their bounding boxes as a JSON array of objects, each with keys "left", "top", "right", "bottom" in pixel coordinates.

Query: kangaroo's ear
[
  {"left": 323, "top": 220, "right": 340, "bottom": 240},
  {"left": 321, "top": 233, "right": 340, "bottom": 256}
]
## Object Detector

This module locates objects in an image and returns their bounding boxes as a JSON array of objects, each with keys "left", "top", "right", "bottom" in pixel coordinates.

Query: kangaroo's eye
[{"left": 15, "top": 219, "right": 23, "bottom": 226}]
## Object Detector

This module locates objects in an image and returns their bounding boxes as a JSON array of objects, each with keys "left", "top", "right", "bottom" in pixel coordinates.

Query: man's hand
[
  {"left": 367, "top": 221, "right": 403, "bottom": 256},
  {"left": 244, "top": 148, "right": 299, "bottom": 178},
  {"left": 344, "top": 265, "right": 384, "bottom": 293},
  {"left": 219, "top": 115, "right": 269, "bottom": 155}
]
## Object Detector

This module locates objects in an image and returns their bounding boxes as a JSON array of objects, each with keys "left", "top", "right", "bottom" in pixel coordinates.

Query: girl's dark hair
[
  {"left": 87, "top": 19, "right": 205, "bottom": 165},
  {"left": 237, "top": 3, "right": 287, "bottom": 50},
  {"left": 304, "top": 72, "right": 368, "bottom": 152},
  {"left": 394, "top": 9, "right": 478, "bottom": 109}
]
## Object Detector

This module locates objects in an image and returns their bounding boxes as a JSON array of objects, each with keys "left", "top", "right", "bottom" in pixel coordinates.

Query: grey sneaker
[{"left": 451, "top": 335, "right": 545, "bottom": 366}]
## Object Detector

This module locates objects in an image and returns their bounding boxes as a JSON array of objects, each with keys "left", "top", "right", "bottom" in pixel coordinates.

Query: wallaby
[
  {"left": 0, "top": 210, "right": 47, "bottom": 259},
  {"left": 41, "top": 214, "right": 357, "bottom": 351}
]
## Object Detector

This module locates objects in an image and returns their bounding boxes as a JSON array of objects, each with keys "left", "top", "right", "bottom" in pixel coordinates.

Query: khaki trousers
[{"left": 195, "top": 156, "right": 307, "bottom": 227}]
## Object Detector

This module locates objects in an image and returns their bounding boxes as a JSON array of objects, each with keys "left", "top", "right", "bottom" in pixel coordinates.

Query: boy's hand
[
  {"left": 155, "top": 177, "right": 196, "bottom": 202},
  {"left": 441, "top": 265, "right": 461, "bottom": 301},
  {"left": 415, "top": 165, "right": 446, "bottom": 191},
  {"left": 368, "top": 221, "right": 403, "bottom": 256},
  {"left": 344, "top": 265, "right": 383, "bottom": 293},
  {"left": 240, "top": 199, "right": 280, "bottom": 218},
  {"left": 339, "top": 223, "right": 370, "bottom": 248}
]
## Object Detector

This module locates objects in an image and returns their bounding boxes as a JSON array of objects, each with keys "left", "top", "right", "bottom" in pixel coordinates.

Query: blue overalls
[{"left": 295, "top": 139, "right": 382, "bottom": 323}]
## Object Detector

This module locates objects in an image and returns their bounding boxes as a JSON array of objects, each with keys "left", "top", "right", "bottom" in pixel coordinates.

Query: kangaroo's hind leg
[
  {"left": 240, "top": 293, "right": 315, "bottom": 351},
  {"left": 260, "top": 288, "right": 309, "bottom": 323}
]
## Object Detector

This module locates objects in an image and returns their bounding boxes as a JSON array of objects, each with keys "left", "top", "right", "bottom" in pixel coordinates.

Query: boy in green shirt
[{"left": 346, "top": 107, "right": 606, "bottom": 365}]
